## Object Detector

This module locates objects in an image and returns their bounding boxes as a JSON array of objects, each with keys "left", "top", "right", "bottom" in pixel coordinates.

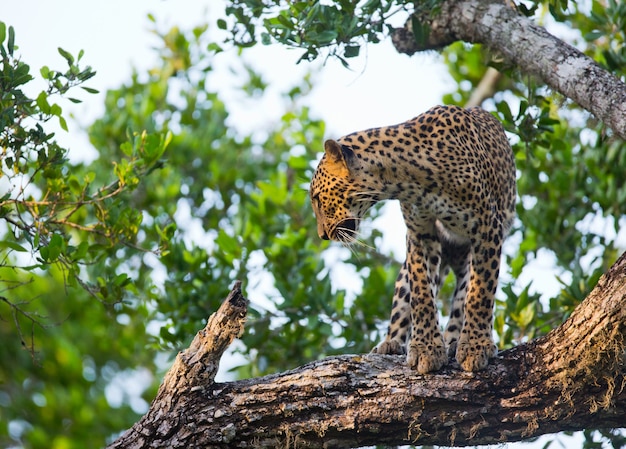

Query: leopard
[{"left": 309, "top": 104, "right": 516, "bottom": 373}]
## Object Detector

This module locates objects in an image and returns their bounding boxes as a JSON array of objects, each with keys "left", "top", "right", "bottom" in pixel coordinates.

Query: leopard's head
[{"left": 309, "top": 139, "right": 375, "bottom": 243}]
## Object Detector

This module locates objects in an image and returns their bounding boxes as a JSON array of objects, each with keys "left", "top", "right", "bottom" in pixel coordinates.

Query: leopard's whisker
[
  {"left": 331, "top": 218, "right": 363, "bottom": 241},
  {"left": 356, "top": 238, "right": 375, "bottom": 251},
  {"left": 350, "top": 238, "right": 375, "bottom": 253},
  {"left": 334, "top": 222, "right": 375, "bottom": 252},
  {"left": 334, "top": 227, "right": 357, "bottom": 244},
  {"left": 350, "top": 191, "right": 383, "bottom": 202},
  {"left": 340, "top": 239, "right": 360, "bottom": 259},
  {"left": 351, "top": 191, "right": 384, "bottom": 196},
  {"left": 335, "top": 230, "right": 363, "bottom": 261}
]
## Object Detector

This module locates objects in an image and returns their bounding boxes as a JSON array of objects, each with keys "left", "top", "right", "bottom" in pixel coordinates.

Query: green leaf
[
  {"left": 516, "top": 302, "right": 536, "bottom": 328},
  {"left": 344, "top": 45, "right": 360, "bottom": 58},
  {"left": 58, "top": 115, "right": 68, "bottom": 131},
  {"left": 120, "top": 141, "right": 133, "bottom": 157},
  {"left": 39, "top": 246, "right": 49, "bottom": 261},
  {"left": 0, "top": 22, "right": 5, "bottom": 44},
  {"left": 0, "top": 241, "right": 28, "bottom": 252},
  {"left": 68, "top": 175, "right": 81, "bottom": 193},
  {"left": 113, "top": 273, "right": 130, "bottom": 287},
  {"left": 78, "top": 67, "right": 96, "bottom": 82},
  {"left": 216, "top": 229, "right": 241, "bottom": 262},
  {"left": 141, "top": 131, "right": 169, "bottom": 164},
  {"left": 517, "top": 2, "right": 538, "bottom": 16},
  {"left": 276, "top": 14, "right": 295, "bottom": 30},
  {"left": 50, "top": 103, "right": 62, "bottom": 117},
  {"left": 155, "top": 223, "right": 176, "bottom": 242},
  {"left": 8, "top": 25, "right": 15, "bottom": 55},
  {"left": 58, "top": 47, "right": 75, "bottom": 65},
  {"left": 36, "top": 91, "right": 51, "bottom": 114},
  {"left": 81, "top": 86, "right": 99, "bottom": 94},
  {"left": 12, "top": 61, "right": 33, "bottom": 86},
  {"left": 73, "top": 241, "right": 89, "bottom": 260},
  {"left": 411, "top": 16, "right": 430, "bottom": 46},
  {"left": 45, "top": 234, "right": 65, "bottom": 261},
  {"left": 584, "top": 30, "right": 604, "bottom": 41},
  {"left": 207, "top": 42, "right": 223, "bottom": 53},
  {"left": 313, "top": 30, "right": 338, "bottom": 44},
  {"left": 84, "top": 171, "right": 96, "bottom": 183}
]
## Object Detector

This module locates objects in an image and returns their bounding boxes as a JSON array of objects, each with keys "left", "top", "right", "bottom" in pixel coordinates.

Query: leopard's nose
[{"left": 319, "top": 230, "right": 330, "bottom": 240}]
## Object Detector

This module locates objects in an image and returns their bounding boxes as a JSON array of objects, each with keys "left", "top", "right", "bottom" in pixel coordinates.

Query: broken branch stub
[
  {"left": 178, "top": 280, "right": 247, "bottom": 388},
  {"left": 153, "top": 281, "right": 248, "bottom": 403}
]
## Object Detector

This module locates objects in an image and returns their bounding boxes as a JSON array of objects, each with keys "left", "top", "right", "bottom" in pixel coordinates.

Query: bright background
[{"left": 3, "top": 1, "right": 600, "bottom": 447}]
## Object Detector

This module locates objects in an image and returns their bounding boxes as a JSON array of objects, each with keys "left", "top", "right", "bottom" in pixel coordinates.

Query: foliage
[
  {"left": 0, "top": 21, "right": 172, "bottom": 334},
  {"left": 1, "top": 19, "right": 395, "bottom": 448},
  {"left": 1, "top": 0, "right": 626, "bottom": 448},
  {"left": 221, "top": 0, "right": 419, "bottom": 64},
  {"left": 0, "top": 22, "right": 169, "bottom": 449}
]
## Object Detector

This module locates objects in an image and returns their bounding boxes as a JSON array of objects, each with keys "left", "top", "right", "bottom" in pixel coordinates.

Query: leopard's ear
[
  {"left": 324, "top": 139, "right": 356, "bottom": 173},
  {"left": 324, "top": 139, "right": 343, "bottom": 162}
]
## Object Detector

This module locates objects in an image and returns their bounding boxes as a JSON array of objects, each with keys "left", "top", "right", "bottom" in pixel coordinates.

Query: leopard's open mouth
[{"left": 332, "top": 218, "right": 358, "bottom": 243}]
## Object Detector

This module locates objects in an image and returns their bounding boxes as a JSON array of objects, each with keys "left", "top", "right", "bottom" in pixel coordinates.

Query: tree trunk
[
  {"left": 391, "top": 0, "right": 626, "bottom": 140},
  {"left": 108, "top": 253, "right": 626, "bottom": 448}
]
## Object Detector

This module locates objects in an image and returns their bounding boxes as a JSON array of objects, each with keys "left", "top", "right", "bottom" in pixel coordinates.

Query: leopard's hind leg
[
  {"left": 440, "top": 237, "right": 472, "bottom": 358},
  {"left": 455, "top": 218, "right": 504, "bottom": 371}
]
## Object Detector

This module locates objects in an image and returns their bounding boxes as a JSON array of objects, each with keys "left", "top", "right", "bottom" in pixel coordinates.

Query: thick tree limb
[
  {"left": 391, "top": 0, "right": 626, "bottom": 140},
  {"left": 109, "top": 254, "right": 626, "bottom": 448}
]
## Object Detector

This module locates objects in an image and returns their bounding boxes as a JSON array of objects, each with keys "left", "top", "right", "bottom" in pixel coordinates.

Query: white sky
[
  {"left": 2, "top": 2, "right": 603, "bottom": 447},
  {"left": 3, "top": 0, "right": 450, "bottom": 152}
]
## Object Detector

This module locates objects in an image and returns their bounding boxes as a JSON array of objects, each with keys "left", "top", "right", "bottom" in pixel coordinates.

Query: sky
[
  {"left": 3, "top": 0, "right": 451, "bottom": 153},
  {"left": 2, "top": 2, "right": 597, "bottom": 447}
]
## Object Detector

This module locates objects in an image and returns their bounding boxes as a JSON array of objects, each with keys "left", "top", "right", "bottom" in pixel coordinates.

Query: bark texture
[
  {"left": 109, "top": 253, "right": 626, "bottom": 448},
  {"left": 391, "top": 0, "right": 626, "bottom": 140}
]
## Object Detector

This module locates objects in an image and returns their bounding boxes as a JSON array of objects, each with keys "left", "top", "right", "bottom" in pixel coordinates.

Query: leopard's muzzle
[{"left": 331, "top": 218, "right": 358, "bottom": 242}]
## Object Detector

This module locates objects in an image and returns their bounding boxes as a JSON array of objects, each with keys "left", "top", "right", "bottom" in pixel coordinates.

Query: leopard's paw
[
  {"left": 406, "top": 343, "right": 447, "bottom": 374},
  {"left": 455, "top": 336, "right": 497, "bottom": 372},
  {"left": 371, "top": 339, "right": 405, "bottom": 355}
]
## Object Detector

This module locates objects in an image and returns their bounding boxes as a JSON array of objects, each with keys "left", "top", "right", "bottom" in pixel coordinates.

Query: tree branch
[
  {"left": 466, "top": 67, "right": 502, "bottom": 108},
  {"left": 108, "top": 253, "right": 626, "bottom": 448},
  {"left": 391, "top": 0, "right": 626, "bottom": 140}
]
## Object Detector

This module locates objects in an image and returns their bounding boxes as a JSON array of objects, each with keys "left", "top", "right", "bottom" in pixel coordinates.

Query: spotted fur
[{"left": 309, "top": 105, "right": 516, "bottom": 373}]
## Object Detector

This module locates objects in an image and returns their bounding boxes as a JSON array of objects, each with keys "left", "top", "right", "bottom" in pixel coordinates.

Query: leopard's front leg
[{"left": 405, "top": 235, "right": 447, "bottom": 374}]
